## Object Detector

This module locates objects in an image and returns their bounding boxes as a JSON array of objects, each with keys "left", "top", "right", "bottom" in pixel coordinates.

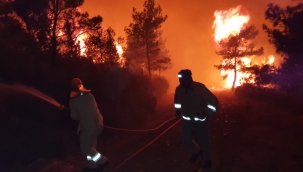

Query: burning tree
[
  {"left": 124, "top": 0, "right": 170, "bottom": 78},
  {"left": 213, "top": 6, "right": 264, "bottom": 90},
  {"left": 12, "top": 0, "right": 123, "bottom": 67},
  {"left": 13, "top": 0, "right": 85, "bottom": 66},
  {"left": 85, "top": 27, "right": 121, "bottom": 65},
  {"left": 214, "top": 25, "right": 264, "bottom": 90},
  {"left": 59, "top": 10, "right": 102, "bottom": 58}
]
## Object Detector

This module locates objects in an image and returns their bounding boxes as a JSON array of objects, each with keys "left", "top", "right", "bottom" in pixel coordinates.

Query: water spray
[{"left": 1, "top": 83, "right": 68, "bottom": 110}]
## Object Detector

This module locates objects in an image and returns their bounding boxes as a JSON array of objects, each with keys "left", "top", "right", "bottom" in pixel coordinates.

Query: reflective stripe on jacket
[{"left": 174, "top": 81, "right": 218, "bottom": 118}]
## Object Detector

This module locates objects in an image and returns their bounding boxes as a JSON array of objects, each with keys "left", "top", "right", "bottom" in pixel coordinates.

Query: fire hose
[
  {"left": 58, "top": 105, "right": 182, "bottom": 171},
  {"left": 110, "top": 118, "right": 181, "bottom": 172},
  {"left": 103, "top": 117, "right": 176, "bottom": 132},
  {"left": 2, "top": 83, "right": 180, "bottom": 171},
  {"left": 26, "top": 117, "right": 180, "bottom": 171}
]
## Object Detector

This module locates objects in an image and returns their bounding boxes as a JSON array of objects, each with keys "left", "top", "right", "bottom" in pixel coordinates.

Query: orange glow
[
  {"left": 262, "top": 55, "right": 275, "bottom": 65},
  {"left": 80, "top": 0, "right": 293, "bottom": 92},
  {"left": 115, "top": 41, "right": 125, "bottom": 66},
  {"left": 213, "top": 6, "right": 252, "bottom": 88},
  {"left": 220, "top": 57, "right": 254, "bottom": 88},
  {"left": 76, "top": 31, "right": 88, "bottom": 56},
  {"left": 58, "top": 30, "right": 63, "bottom": 37},
  {"left": 213, "top": 6, "right": 278, "bottom": 88},
  {"left": 213, "top": 6, "right": 250, "bottom": 42}
]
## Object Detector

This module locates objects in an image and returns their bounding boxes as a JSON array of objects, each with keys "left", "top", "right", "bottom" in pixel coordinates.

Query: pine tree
[
  {"left": 124, "top": 0, "right": 169, "bottom": 78},
  {"left": 215, "top": 25, "right": 264, "bottom": 90}
]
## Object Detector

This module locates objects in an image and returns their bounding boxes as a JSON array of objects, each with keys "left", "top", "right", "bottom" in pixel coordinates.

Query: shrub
[
  {"left": 99, "top": 70, "right": 157, "bottom": 129},
  {"left": 235, "top": 84, "right": 303, "bottom": 114},
  {"left": 152, "top": 75, "right": 170, "bottom": 99}
]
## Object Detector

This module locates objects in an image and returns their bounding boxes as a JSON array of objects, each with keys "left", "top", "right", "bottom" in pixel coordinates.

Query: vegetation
[
  {"left": 263, "top": 3, "right": 303, "bottom": 92},
  {"left": 0, "top": 0, "right": 172, "bottom": 170},
  {"left": 235, "top": 83, "right": 303, "bottom": 115},
  {"left": 124, "top": 0, "right": 171, "bottom": 78},
  {"left": 235, "top": 3, "right": 303, "bottom": 116},
  {"left": 0, "top": 0, "right": 171, "bottom": 125},
  {"left": 214, "top": 25, "right": 264, "bottom": 90}
]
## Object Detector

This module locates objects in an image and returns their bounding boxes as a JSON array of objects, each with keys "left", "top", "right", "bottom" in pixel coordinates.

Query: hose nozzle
[{"left": 59, "top": 104, "right": 69, "bottom": 110}]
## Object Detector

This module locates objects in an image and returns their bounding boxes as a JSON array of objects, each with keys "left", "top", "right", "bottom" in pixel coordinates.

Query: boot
[
  {"left": 97, "top": 160, "right": 109, "bottom": 171},
  {"left": 96, "top": 155, "right": 109, "bottom": 172}
]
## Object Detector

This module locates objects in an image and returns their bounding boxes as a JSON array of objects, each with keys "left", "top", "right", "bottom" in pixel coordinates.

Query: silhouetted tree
[
  {"left": 263, "top": 3, "right": 303, "bottom": 63},
  {"left": 150, "top": 38, "right": 172, "bottom": 75},
  {"left": 0, "top": 13, "right": 46, "bottom": 83},
  {"left": 124, "top": 0, "right": 168, "bottom": 78},
  {"left": 60, "top": 8, "right": 81, "bottom": 58},
  {"left": 12, "top": 0, "right": 49, "bottom": 51},
  {"left": 13, "top": 0, "right": 84, "bottom": 66},
  {"left": 215, "top": 25, "right": 264, "bottom": 90},
  {"left": 61, "top": 11, "right": 103, "bottom": 58},
  {"left": 242, "top": 64, "right": 277, "bottom": 86},
  {"left": 86, "top": 27, "right": 120, "bottom": 65},
  {"left": 123, "top": 36, "right": 146, "bottom": 72},
  {"left": 0, "top": 0, "right": 13, "bottom": 15},
  {"left": 263, "top": 3, "right": 303, "bottom": 91}
]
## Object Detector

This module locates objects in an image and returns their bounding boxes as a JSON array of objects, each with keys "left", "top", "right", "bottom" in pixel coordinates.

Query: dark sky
[{"left": 81, "top": 0, "right": 296, "bottom": 92}]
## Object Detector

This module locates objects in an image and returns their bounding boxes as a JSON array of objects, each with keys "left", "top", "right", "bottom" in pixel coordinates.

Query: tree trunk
[
  {"left": 232, "top": 56, "right": 237, "bottom": 90},
  {"left": 145, "top": 41, "right": 152, "bottom": 79},
  {"left": 51, "top": 0, "right": 60, "bottom": 67},
  {"left": 51, "top": 37, "right": 57, "bottom": 66}
]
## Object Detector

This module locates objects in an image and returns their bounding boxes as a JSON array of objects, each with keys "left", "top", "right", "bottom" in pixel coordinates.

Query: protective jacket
[
  {"left": 174, "top": 81, "right": 218, "bottom": 119},
  {"left": 69, "top": 92, "right": 103, "bottom": 131}
]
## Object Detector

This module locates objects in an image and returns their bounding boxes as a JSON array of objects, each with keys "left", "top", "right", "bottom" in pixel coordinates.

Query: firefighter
[
  {"left": 174, "top": 69, "right": 218, "bottom": 169},
  {"left": 69, "top": 78, "right": 109, "bottom": 172}
]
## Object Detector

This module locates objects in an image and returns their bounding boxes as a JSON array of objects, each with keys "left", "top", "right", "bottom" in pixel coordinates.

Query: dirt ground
[{"left": 13, "top": 91, "right": 303, "bottom": 172}]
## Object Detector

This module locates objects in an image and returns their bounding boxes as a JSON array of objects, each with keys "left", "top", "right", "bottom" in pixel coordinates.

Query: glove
[
  {"left": 59, "top": 104, "right": 65, "bottom": 110},
  {"left": 175, "top": 110, "right": 181, "bottom": 119},
  {"left": 59, "top": 104, "right": 69, "bottom": 110}
]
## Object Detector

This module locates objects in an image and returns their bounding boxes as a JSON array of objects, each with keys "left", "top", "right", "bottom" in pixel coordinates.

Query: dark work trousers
[
  {"left": 180, "top": 118, "right": 211, "bottom": 161},
  {"left": 80, "top": 124, "right": 105, "bottom": 168}
]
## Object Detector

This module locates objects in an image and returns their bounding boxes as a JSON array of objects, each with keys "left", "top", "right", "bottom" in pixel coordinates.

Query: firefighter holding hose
[
  {"left": 174, "top": 69, "right": 218, "bottom": 169},
  {"left": 69, "top": 78, "right": 109, "bottom": 172}
]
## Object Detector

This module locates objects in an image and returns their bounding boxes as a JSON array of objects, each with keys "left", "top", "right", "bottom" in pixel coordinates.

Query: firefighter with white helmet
[
  {"left": 69, "top": 78, "right": 109, "bottom": 172},
  {"left": 174, "top": 69, "right": 218, "bottom": 169}
]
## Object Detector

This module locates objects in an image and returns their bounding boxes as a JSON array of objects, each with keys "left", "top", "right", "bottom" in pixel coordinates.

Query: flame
[
  {"left": 262, "top": 55, "right": 275, "bottom": 65},
  {"left": 213, "top": 6, "right": 277, "bottom": 88},
  {"left": 76, "top": 31, "right": 87, "bottom": 56},
  {"left": 220, "top": 57, "right": 255, "bottom": 88},
  {"left": 58, "top": 31, "right": 63, "bottom": 37},
  {"left": 213, "top": 6, "right": 250, "bottom": 42},
  {"left": 56, "top": 20, "right": 123, "bottom": 63},
  {"left": 115, "top": 41, "right": 125, "bottom": 66},
  {"left": 213, "top": 6, "right": 254, "bottom": 88}
]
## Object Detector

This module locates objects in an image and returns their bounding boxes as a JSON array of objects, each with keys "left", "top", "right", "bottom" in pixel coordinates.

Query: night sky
[{"left": 81, "top": 0, "right": 296, "bottom": 91}]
